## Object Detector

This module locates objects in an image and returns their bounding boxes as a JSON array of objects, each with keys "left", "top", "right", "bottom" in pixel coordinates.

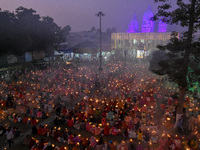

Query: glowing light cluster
[
  {"left": 142, "top": 5, "right": 154, "bottom": 32},
  {"left": 127, "top": 14, "right": 139, "bottom": 33},
  {"left": 158, "top": 20, "right": 167, "bottom": 32},
  {"left": 127, "top": 5, "right": 167, "bottom": 33}
]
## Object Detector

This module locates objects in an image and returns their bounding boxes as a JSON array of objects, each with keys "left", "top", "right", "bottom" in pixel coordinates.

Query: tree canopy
[
  {"left": 149, "top": 0, "right": 200, "bottom": 117},
  {"left": 0, "top": 6, "right": 71, "bottom": 57}
]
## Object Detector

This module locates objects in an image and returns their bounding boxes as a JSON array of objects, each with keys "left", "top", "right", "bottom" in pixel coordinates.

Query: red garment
[
  {"left": 165, "top": 138, "right": 173, "bottom": 148},
  {"left": 133, "top": 105, "right": 138, "bottom": 112},
  {"left": 78, "top": 113, "right": 82, "bottom": 120},
  {"left": 37, "top": 111, "right": 42, "bottom": 118},
  {"left": 102, "top": 111, "right": 107, "bottom": 118},
  {"left": 54, "top": 131, "right": 61, "bottom": 139},
  {"left": 24, "top": 100, "right": 28, "bottom": 106},
  {"left": 19, "top": 93, "right": 23, "bottom": 98},
  {"left": 186, "top": 97, "right": 190, "bottom": 103},
  {"left": 81, "top": 100, "right": 86, "bottom": 107},
  {"left": 121, "top": 121, "right": 128, "bottom": 130},
  {"left": 101, "top": 118, "right": 106, "bottom": 126},
  {"left": 38, "top": 141, "right": 45, "bottom": 150},
  {"left": 168, "top": 98, "right": 172, "bottom": 105},
  {"left": 30, "top": 119, "right": 37, "bottom": 126},
  {"left": 62, "top": 108, "right": 67, "bottom": 116},
  {"left": 106, "top": 105, "right": 110, "bottom": 111},
  {"left": 160, "top": 104, "right": 165, "bottom": 110},
  {"left": 42, "top": 127, "right": 47, "bottom": 135},
  {"left": 59, "top": 146, "right": 66, "bottom": 150},
  {"left": 159, "top": 138, "right": 166, "bottom": 149},
  {"left": 94, "top": 127, "right": 102, "bottom": 135},
  {"left": 37, "top": 127, "right": 42, "bottom": 135},
  {"left": 14, "top": 118, "right": 17, "bottom": 123},
  {"left": 67, "top": 119, "right": 73, "bottom": 127},
  {"left": 86, "top": 122, "right": 92, "bottom": 132},
  {"left": 104, "top": 125, "right": 110, "bottom": 135},
  {"left": 111, "top": 127, "right": 119, "bottom": 136},
  {"left": 22, "top": 117, "right": 28, "bottom": 124},
  {"left": 67, "top": 134, "right": 74, "bottom": 144},
  {"left": 29, "top": 138, "right": 36, "bottom": 148},
  {"left": 150, "top": 96, "right": 154, "bottom": 102}
]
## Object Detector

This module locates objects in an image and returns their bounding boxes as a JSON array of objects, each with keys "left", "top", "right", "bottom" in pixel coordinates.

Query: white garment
[
  {"left": 18, "top": 117, "right": 22, "bottom": 122},
  {"left": 128, "top": 130, "right": 137, "bottom": 138},
  {"left": 5, "top": 131, "right": 14, "bottom": 140}
]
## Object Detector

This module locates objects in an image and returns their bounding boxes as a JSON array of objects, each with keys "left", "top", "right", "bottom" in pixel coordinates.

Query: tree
[
  {"left": 15, "top": 7, "right": 41, "bottom": 55},
  {"left": 0, "top": 6, "right": 71, "bottom": 58},
  {"left": 149, "top": 0, "right": 200, "bottom": 128},
  {"left": 0, "top": 9, "right": 17, "bottom": 56},
  {"left": 41, "top": 16, "right": 71, "bottom": 56}
]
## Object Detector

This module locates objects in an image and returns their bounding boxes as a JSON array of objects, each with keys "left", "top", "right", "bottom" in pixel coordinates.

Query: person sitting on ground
[
  {"left": 57, "top": 135, "right": 65, "bottom": 143},
  {"left": 137, "top": 129, "right": 143, "bottom": 141},
  {"left": 110, "top": 126, "right": 119, "bottom": 136},
  {"left": 143, "top": 129, "right": 150, "bottom": 143},
  {"left": 73, "top": 134, "right": 81, "bottom": 145},
  {"left": 81, "top": 137, "right": 89, "bottom": 149},
  {"left": 42, "top": 111, "right": 48, "bottom": 119},
  {"left": 67, "top": 132, "right": 74, "bottom": 145},
  {"left": 128, "top": 129, "right": 137, "bottom": 139},
  {"left": 30, "top": 117, "right": 37, "bottom": 126},
  {"left": 43, "top": 142, "right": 53, "bottom": 150},
  {"left": 86, "top": 122, "right": 92, "bottom": 132},
  {"left": 90, "top": 136, "right": 97, "bottom": 148},
  {"left": 22, "top": 115, "right": 28, "bottom": 124},
  {"left": 96, "top": 137, "right": 105, "bottom": 149},
  {"left": 104, "top": 123, "right": 110, "bottom": 135},
  {"left": 108, "top": 140, "right": 116, "bottom": 150},
  {"left": 17, "top": 115, "right": 22, "bottom": 122},
  {"left": 73, "top": 120, "right": 80, "bottom": 130},
  {"left": 37, "top": 125, "right": 43, "bottom": 135},
  {"left": 94, "top": 124, "right": 103, "bottom": 136},
  {"left": 38, "top": 138, "right": 46, "bottom": 150},
  {"left": 37, "top": 109, "right": 42, "bottom": 118},
  {"left": 67, "top": 117, "right": 73, "bottom": 127},
  {"left": 42, "top": 126, "right": 48, "bottom": 135}
]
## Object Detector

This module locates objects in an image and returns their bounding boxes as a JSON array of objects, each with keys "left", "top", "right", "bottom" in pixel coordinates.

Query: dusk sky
[{"left": 0, "top": 0, "right": 177, "bottom": 32}]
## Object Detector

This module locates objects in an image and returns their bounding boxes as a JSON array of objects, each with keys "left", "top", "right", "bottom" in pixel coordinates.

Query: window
[
  {"left": 141, "top": 39, "right": 145, "bottom": 44},
  {"left": 133, "top": 39, "right": 137, "bottom": 44}
]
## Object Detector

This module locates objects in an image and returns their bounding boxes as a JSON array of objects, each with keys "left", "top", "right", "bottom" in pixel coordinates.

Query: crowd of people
[{"left": 0, "top": 60, "right": 199, "bottom": 150}]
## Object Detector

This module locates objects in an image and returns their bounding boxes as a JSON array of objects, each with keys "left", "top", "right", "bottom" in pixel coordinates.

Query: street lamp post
[
  {"left": 124, "top": 50, "right": 127, "bottom": 66},
  {"left": 96, "top": 11, "right": 105, "bottom": 71}
]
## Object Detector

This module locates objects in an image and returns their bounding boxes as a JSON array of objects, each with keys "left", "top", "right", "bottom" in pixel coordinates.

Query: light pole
[
  {"left": 124, "top": 50, "right": 127, "bottom": 66},
  {"left": 96, "top": 11, "right": 105, "bottom": 71}
]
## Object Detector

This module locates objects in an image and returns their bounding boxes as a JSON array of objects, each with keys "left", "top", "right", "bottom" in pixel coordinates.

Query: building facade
[
  {"left": 111, "top": 32, "right": 172, "bottom": 58},
  {"left": 112, "top": 5, "right": 171, "bottom": 58}
]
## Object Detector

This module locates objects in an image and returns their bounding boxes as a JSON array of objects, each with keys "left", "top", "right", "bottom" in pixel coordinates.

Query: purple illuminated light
[
  {"left": 127, "top": 14, "right": 139, "bottom": 33},
  {"left": 142, "top": 5, "right": 154, "bottom": 33},
  {"left": 158, "top": 20, "right": 167, "bottom": 32}
]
